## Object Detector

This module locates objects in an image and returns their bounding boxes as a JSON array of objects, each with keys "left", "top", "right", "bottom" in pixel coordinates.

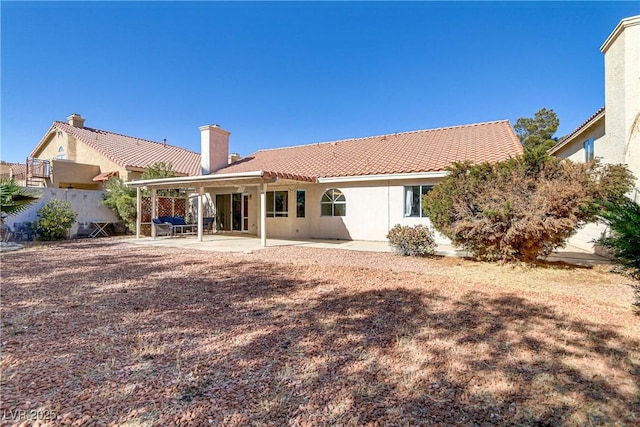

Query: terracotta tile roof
[
  {"left": 215, "top": 120, "right": 522, "bottom": 180},
  {"left": 41, "top": 122, "right": 201, "bottom": 176},
  {"left": 0, "top": 162, "right": 27, "bottom": 177}
]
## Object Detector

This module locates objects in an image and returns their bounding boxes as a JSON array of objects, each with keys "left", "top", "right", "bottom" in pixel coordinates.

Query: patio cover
[{"left": 126, "top": 170, "right": 316, "bottom": 246}]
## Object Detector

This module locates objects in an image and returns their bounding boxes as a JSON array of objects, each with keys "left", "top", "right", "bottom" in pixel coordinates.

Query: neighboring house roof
[
  {"left": 31, "top": 121, "right": 201, "bottom": 176},
  {"left": 0, "top": 162, "right": 27, "bottom": 179},
  {"left": 549, "top": 107, "right": 605, "bottom": 155},
  {"left": 215, "top": 120, "right": 522, "bottom": 180}
]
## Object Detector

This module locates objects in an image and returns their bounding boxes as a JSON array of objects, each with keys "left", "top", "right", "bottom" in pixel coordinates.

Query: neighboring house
[
  {"left": 551, "top": 15, "right": 640, "bottom": 199},
  {"left": 549, "top": 15, "right": 639, "bottom": 252},
  {"left": 0, "top": 161, "right": 27, "bottom": 186},
  {"left": 128, "top": 120, "right": 522, "bottom": 244},
  {"left": 25, "top": 113, "right": 201, "bottom": 189}
]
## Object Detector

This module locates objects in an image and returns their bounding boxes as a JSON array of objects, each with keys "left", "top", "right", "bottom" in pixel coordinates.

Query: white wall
[
  {"left": 5, "top": 188, "right": 118, "bottom": 238},
  {"left": 602, "top": 16, "right": 640, "bottom": 188},
  {"left": 250, "top": 180, "right": 450, "bottom": 243},
  {"left": 205, "top": 180, "right": 451, "bottom": 243}
]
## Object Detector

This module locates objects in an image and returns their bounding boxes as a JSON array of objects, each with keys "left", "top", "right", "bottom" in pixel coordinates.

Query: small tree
[
  {"left": 35, "top": 199, "right": 77, "bottom": 241},
  {"left": 514, "top": 107, "right": 559, "bottom": 153},
  {"left": 102, "top": 162, "right": 178, "bottom": 231},
  {"left": 102, "top": 178, "right": 137, "bottom": 231},
  {"left": 0, "top": 177, "right": 40, "bottom": 217},
  {"left": 423, "top": 157, "right": 634, "bottom": 262},
  {"left": 597, "top": 198, "right": 640, "bottom": 314}
]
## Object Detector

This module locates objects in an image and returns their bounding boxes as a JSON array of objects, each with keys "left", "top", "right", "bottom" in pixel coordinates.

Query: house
[
  {"left": 0, "top": 161, "right": 27, "bottom": 186},
  {"left": 549, "top": 15, "right": 639, "bottom": 251},
  {"left": 550, "top": 15, "right": 640, "bottom": 198},
  {"left": 25, "top": 114, "right": 201, "bottom": 189},
  {"left": 128, "top": 120, "right": 522, "bottom": 245}
]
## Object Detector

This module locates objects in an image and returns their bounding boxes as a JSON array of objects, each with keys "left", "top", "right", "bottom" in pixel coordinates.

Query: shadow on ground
[{"left": 1, "top": 240, "right": 638, "bottom": 426}]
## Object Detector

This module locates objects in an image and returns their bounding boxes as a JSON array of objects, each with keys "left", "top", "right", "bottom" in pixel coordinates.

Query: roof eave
[
  {"left": 30, "top": 123, "right": 58, "bottom": 158},
  {"left": 317, "top": 171, "right": 449, "bottom": 183},
  {"left": 126, "top": 170, "right": 271, "bottom": 188},
  {"left": 601, "top": 15, "right": 640, "bottom": 53},
  {"left": 549, "top": 109, "right": 605, "bottom": 155}
]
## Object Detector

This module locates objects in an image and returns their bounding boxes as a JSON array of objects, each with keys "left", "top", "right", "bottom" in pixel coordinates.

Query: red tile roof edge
[
  {"left": 52, "top": 121, "right": 201, "bottom": 170},
  {"left": 550, "top": 107, "right": 605, "bottom": 153}
]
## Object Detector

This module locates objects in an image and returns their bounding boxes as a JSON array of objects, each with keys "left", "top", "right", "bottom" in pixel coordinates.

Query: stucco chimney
[
  {"left": 228, "top": 153, "right": 241, "bottom": 164},
  {"left": 199, "top": 124, "right": 230, "bottom": 174},
  {"left": 67, "top": 113, "right": 85, "bottom": 128}
]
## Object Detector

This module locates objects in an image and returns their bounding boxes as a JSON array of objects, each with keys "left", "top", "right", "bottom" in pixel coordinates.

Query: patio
[{"left": 128, "top": 233, "right": 611, "bottom": 267}]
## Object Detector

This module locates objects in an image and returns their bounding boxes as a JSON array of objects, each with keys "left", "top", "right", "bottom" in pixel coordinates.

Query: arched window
[
  {"left": 321, "top": 189, "right": 346, "bottom": 216},
  {"left": 57, "top": 146, "right": 66, "bottom": 160}
]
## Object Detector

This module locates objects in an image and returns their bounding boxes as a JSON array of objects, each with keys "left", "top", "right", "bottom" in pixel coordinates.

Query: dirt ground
[{"left": 1, "top": 239, "right": 638, "bottom": 426}]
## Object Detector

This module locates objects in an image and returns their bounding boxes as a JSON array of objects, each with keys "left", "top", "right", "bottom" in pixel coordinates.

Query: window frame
[
  {"left": 296, "top": 190, "right": 306, "bottom": 218},
  {"left": 320, "top": 188, "right": 346, "bottom": 217},
  {"left": 584, "top": 138, "right": 595, "bottom": 162},
  {"left": 404, "top": 185, "right": 433, "bottom": 218},
  {"left": 266, "top": 190, "right": 289, "bottom": 218}
]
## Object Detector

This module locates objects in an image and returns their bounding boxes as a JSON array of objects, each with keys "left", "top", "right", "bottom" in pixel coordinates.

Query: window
[
  {"left": 584, "top": 138, "right": 595, "bottom": 161},
  {"left": 266, "top": 191, "right": 288, "bottom": 217},
  {"left": 296, "top": 190, "right": 306, "bottom": 218},
  {"left": 57, "top": 146, "right": 66, "bottom": 160},
  {"left": 404, "top": 185, "right": 433, "bottom": 217},
  {"left": 321, "top": 189, "right": 346, "bottom": 216}
]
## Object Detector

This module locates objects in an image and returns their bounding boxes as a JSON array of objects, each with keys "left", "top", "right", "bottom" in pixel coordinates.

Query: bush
[
  {"left": 387, "top": 224, "right": 436, "bottom": 257},
  {"left": 102, "top": 177, "right": 137, "bottom": 232},
  {"left": 597, "top": 198, "right": 640, "bottom": 314},
  {"left": 423, "top": 157, "right": 634, "bottom": 263},
  {"left": 35, "top": 199, "right": 77, "bottom": 241}
]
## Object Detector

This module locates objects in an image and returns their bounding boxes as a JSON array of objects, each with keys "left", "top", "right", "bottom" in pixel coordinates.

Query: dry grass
[{"left": 1, "top": 239, "right": 638, "bottom": 426}]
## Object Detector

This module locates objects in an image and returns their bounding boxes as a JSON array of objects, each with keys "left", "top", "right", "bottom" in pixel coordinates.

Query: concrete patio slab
[{"left": 127, "top": 234, "right": 610, "bottom": 267}]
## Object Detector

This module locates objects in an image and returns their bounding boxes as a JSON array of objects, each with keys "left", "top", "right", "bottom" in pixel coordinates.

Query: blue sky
[{"left": 1, "top": 1, "right": 638, "bottom": 164}]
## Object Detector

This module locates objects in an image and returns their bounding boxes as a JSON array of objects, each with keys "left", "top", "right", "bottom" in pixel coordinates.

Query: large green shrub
[
  {"left": 387, "top": 224, "right": 436, "bottom": 257},
  {"left": 35, "top": 199, "right": 77, "bottom": 241},
  {"left": 102, "top": 162, "right": 179, "bottom": 231},
  {"left": 102, "top": 177, "right": 137, "bottom": 231},
  {"left": 423, "top": 157, "right": 634, "bottom": 263},
  {"left": 597, "top": 198, "right": 640, "bottom": 314}
]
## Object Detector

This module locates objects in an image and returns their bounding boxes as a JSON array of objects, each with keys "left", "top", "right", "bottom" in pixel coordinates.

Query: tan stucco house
[
  {"left": 128, "top": 120, "right": 523, "bottom": 245},
  {"left": 26, "top": 114, "right": 201, "bottom": 189},
  {"left": 550, "top": 15, "right": 640, "bottom": 197},
  {"left": 549, "top": 15, "right": 639, "bottom": 251}
]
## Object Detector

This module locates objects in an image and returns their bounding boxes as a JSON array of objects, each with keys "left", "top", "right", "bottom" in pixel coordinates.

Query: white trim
[
  {"left": 549, "top": 110, "right": 605, "bottom": 155},
  {"left": 601, "top": 15, "right": 640, "bottom": 53},
  {"left": 317, "top": 171, "right": 448, "bottom": 183},
  {"left": 126, "top": 170, "right": 267, "bottom": 187}
]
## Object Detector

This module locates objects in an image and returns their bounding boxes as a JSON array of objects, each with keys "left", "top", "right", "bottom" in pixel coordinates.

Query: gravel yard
[{"left": 1, "top": 239, "right": 639, "bottom": 426}]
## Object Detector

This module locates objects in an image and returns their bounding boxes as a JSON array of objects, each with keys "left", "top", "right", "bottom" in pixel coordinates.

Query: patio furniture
[
  {"left": 204, "top": 217, "right": 215, "bottom": 234},
  {"left": 157, "top": 216, "right": 196, "bottom": 235},
  {"left": 152, "top": 218, "right": 173, "bottom": 237},
  {"left": 89, "top": 220, "right": 115, "bottom": 238}
]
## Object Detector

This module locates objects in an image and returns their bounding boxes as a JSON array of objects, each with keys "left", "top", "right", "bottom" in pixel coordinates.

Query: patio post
[
  {"left": 197, "top": 186, "right": 204, "bottom": 242},
  {"left": 260, "top": 182, "right": 267, "bottom": 247},
  {"left": 151, "top": 187, "right": 157, "bottom": 239},
  {"left": 136, "top": 187, "right": 141, "bottom": 239}
]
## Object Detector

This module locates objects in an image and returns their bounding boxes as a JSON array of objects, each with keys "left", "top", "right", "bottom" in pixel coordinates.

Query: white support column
[
  {"left": 136, "top": 187, "right": 142, "bottom": 239},
  {"left": 198, "top": 186, "right": 204, "bottom": 242},
  {"left": 151, "top": 188, "right": 157, "bottom": 239},
  {"left": 260, "top": 182, "right": 267, "bottom": 247}
]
